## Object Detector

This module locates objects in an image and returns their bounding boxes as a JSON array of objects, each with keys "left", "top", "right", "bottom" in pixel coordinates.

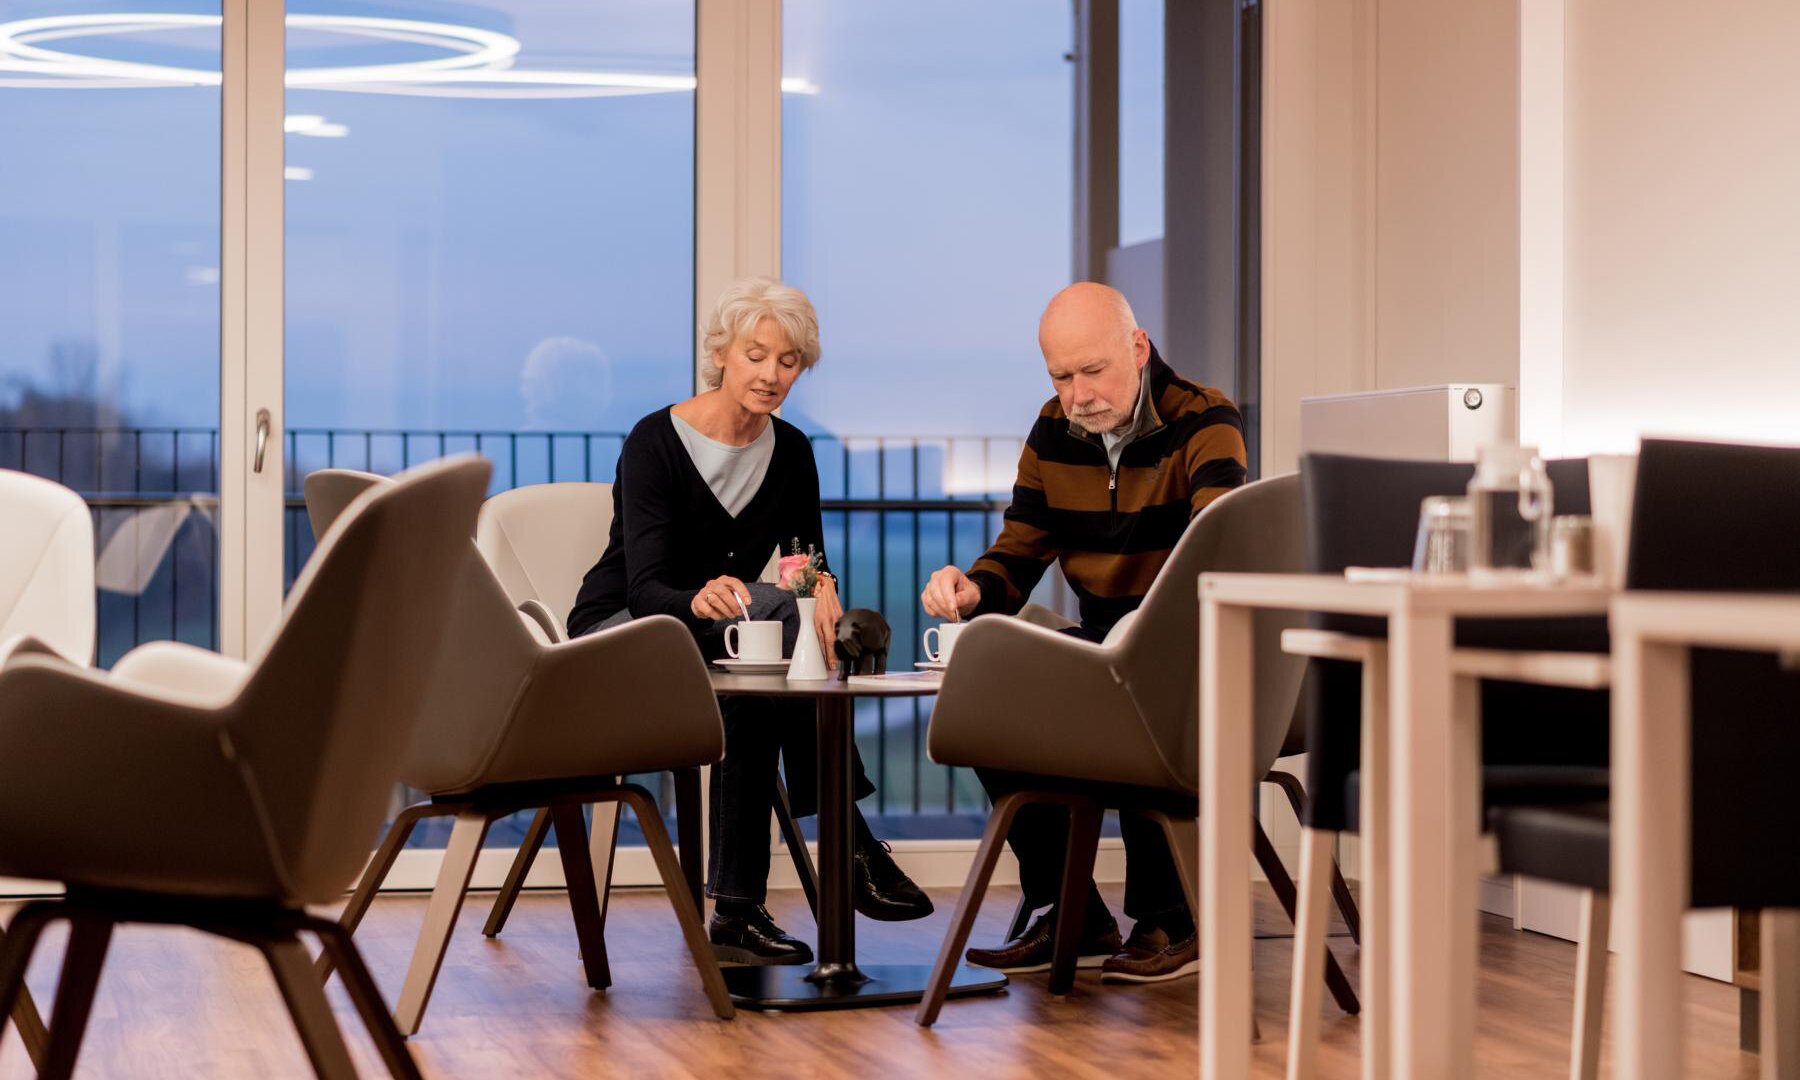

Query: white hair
[{"left": 699, "top": 277, "right": 822, "bottom": 390}]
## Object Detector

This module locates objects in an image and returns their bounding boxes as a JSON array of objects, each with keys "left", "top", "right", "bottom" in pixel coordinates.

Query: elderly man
[{"left": 921, "top": 282, "right": 1246, "bottom": 983}]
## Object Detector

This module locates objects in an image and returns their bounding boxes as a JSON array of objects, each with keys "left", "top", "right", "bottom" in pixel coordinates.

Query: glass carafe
[{"left": 1467, "top": 444, "right": 1553, "bottom": 574}]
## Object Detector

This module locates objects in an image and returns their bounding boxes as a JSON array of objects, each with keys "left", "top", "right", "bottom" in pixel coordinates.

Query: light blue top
[{"left": 670, "top": 412, "right": 775, "bottom": 518}]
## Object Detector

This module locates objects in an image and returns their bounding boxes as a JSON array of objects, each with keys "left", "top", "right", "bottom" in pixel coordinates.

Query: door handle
[{"left": 253, "top": 408, "right": 271, "bottom": 474}]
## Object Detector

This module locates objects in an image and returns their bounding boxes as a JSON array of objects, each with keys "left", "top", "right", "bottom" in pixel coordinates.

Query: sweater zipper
[{"left": 1109, "top": 466, "right": 1118, "bottom": 524}]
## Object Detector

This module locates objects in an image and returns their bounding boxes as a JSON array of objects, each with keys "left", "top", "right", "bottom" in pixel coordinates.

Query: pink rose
[{"left": 777, "top": 553, "right": 811, "bottom": 590}]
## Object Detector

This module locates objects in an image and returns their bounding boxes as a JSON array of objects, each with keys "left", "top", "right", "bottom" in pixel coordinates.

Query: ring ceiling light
[{"left": 0, "top": 12, "right": 817, "bottom": 98}]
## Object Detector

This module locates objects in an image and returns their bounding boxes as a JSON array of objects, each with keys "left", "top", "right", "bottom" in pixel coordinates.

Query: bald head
[
  {"left": 1038, "top": 283, "right": 1150, "bottom": 435},
  {"left": 1039, "top": 282, "right": 1139, "bottom": 352}
]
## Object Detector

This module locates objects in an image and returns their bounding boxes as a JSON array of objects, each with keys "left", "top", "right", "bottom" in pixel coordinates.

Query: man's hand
[
  {"left": 692, "top": 575, "right": 751, "bottom": 621},
  {"left": 921, "top": 566, "right": 981, "bottom": 621}
]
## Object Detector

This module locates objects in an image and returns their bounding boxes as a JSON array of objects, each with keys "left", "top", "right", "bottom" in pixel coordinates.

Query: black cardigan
[{"left": 566, "top": 407, "right": 831, "bottom": 639}]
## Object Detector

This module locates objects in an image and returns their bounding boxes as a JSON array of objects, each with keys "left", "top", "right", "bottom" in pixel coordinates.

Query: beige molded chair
[
  {"left": 0, "top": 454, "right": 491, "bottom": 1080},
  {"left": 0, "top": 468, "right": 96, "bottom": 667},
  {"left": 0, "top": 468, "right": 99, "bottom": 1068},
  {"left": 471, "top": 481, "right": 824, "bottom": 926},
  {"left": 918, "top": 473, "right": 1360, "bottom": 1024},
  {"left": 304, "top": 471, "right": 732, "bottom": 1035}
]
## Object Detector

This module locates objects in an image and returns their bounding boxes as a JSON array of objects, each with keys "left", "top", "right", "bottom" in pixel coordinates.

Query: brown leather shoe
[
  {"left": 964, "top": 911, "right": 1122, "bottom": 973},
  {"left": 1099, "top": 923, "right": 1199, "bottom": 983}
]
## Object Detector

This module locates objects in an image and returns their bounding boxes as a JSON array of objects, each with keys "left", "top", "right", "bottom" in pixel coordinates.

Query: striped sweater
[{"left": 968, "top": 346, "right": 1248, "bottom": 632}]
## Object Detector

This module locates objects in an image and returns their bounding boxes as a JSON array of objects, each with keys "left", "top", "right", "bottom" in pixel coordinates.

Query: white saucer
[
  {"left": 713, "top": 658, "right": 792, "bottom": 674},
  {"left": 914, "top": 660, "right": 949, "bottom": 672}
]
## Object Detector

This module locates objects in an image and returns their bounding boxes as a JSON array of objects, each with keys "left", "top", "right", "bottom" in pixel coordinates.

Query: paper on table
[{"left": 845, "top": 671, "right": 942, "bottom": 688}]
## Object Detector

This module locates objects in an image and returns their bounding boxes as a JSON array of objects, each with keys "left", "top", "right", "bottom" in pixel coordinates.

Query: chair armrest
[
  {"left": 482, "top": 615, "right": 724, "bottom": 783},
  {"left": 0, "top": 634, "right": 68, "bottom": 670},
  {"left": 930, "top": 616, "right": 1173, "bottom": 784},
  {"left": 518, "top": 599, "right": 566, "bottom": 643},
  {"left": 1014, "top": 602, "right": 1079, "bottom": 632},
  {"left": 109, "top": 641, "right": 249, "bottom": 706},
  {"left": 0, "top": 656, "right": 268, "bottom": 888},
  {"left": 1449, "top": 648, "right": 1611, "bottom": 690},
  {"left": 1281, "top": 628, "right": 1383, "bottom": 663},
  {"left": 1281, "top": 628, "right": 1610, "bottom": 690}
]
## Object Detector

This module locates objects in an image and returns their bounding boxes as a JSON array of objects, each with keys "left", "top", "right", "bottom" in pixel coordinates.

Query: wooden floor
[{"left": 0, "top": 885, "right": 1758, "bottom": 1079}]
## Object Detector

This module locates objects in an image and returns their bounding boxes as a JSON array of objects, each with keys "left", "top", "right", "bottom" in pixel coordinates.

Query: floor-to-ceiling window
[
  {"left": 0, "top": 4, "right": 223, "bottom": 667},
  {"left": 280, "top": 1, "right": 696, "bottom": 859},
  {"left": 781, "top": 0, "right": 1073, "bottom": 836}
]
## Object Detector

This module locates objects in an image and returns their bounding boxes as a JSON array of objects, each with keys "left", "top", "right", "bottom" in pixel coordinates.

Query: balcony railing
[{"left": 2, "top": 425, "right": 1024, "bottom": 837}]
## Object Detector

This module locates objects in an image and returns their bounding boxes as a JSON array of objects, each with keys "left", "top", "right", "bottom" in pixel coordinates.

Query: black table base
[
  {"left": 707, "top": 675, "right": 1008, "bottom": 1012},
  {"left": 721, "top": 962, "right": 1006, "bottom": 1012}
]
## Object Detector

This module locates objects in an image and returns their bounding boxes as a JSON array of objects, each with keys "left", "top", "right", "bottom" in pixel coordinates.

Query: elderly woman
[{"left": 567, "top": 278, "right": 930, "bottom": 966}]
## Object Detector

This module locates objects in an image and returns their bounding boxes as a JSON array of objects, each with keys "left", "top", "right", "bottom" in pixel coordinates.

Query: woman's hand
[
  {"left": 812, "top": 573, "right": 843, "bottom": 670},
  {"left": 692, "top": 575, "right": 752, "bottom": 621}
]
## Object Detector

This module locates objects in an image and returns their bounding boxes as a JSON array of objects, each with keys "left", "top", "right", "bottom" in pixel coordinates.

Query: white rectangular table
[
  {"left": 1611, "top": 592, "right": 1800, "bottom": 1080},
  {"left": 1199, "top": 572, "right": 1612, "bottom": 1080}
]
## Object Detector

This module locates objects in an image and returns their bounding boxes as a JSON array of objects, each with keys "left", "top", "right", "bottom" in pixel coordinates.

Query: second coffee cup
[
  {"left": 923, "top": 621, "right": 966, "bottom": 663},
  {"left": 725, "top": 620, "right": 784, "bottom": 662}
]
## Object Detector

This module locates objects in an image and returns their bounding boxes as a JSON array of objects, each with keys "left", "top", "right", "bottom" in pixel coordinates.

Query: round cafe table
[{"left": 708, "top": 670, "right": 1009, "bottom": 1011}]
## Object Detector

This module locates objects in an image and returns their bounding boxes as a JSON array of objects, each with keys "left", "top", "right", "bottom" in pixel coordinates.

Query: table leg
[
  {"left": 1614, "top": 635, "right": 1690, "bottom": 1080},
  {"left": 1449, "top": 675, "right": 1483, "bottom": 1072},
  {"left": 1360, "top": 647, "right": 1392, "bottom": 1080},
  {"left": 719, "top": 695, "right": 1005, "bottom": 1011},
  {"left": 809, "top": 696, "right": 862, "bottom": 983},
  {"left": 1201, "top": 596, "right": 1255, "bottom": 1079},
  {"left": 1388, "top": 609, "right": 1467, "bottom": 1080}
]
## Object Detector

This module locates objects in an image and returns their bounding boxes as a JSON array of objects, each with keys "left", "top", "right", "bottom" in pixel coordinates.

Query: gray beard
[{"left": 1070, "top": 410, "right": 1131, "bottom": 437}]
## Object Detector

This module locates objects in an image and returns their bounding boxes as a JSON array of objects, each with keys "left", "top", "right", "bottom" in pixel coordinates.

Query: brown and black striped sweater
[{"left": 968, "top": 347, "right": 1248, "bottom": 633}]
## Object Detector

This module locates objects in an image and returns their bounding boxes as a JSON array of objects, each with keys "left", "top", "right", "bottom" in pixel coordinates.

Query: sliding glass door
[
  {"left": 0, "top": 4, "right": 224, "bottom": 665},
  {"left": 280, "top": 1, "right": 697, "bottom": 876}
]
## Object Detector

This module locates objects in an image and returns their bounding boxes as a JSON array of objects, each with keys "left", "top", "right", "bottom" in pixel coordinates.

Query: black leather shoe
[
  {"left": 854, "top": 839, "right": 934, "bottom": 921},
  {"left": 708, "top": 904, "right": 813, "bottom": 966},
  {"left": 964, "top": 910, "right": 1122, "bottom": 973}
]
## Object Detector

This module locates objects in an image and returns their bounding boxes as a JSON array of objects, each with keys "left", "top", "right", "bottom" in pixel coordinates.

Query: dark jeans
[
  {"left": 708, "top": 694, "right": 877, "bottom": 903},
  {"left": 974, "top": 620, "right": 1187, "bottom": 931},
  {"left": 594, "top": 584, "right": 876, "bottom": 905}
]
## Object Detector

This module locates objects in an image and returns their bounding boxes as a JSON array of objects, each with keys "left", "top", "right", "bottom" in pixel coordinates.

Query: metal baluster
[
  {"left": 876, "top": 437, "right": 887, "bottom": 813},
  {"left": 912, "top": 441, "right": 923, "bottom": 816}
]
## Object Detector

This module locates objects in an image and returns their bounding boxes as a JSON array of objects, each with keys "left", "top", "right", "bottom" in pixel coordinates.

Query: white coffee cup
[
  {"left": 725, "top": 620, "right": 784, "bottom": 662},
  {"left": 923, "top": 622, "right": 966, "bottom": 663}
]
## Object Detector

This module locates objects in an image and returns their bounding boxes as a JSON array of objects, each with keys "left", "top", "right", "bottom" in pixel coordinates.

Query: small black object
[{"left": 835, "top": 608, "right": 891, "bottom": 680}]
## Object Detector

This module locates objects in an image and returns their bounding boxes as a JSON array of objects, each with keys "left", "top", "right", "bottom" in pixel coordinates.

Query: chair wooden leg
[
  {"left": 673, "top": 768, "right": 706, "bottom": 919},
  {"left": 0, "top": 907, "right": 56, "bottom": 1071},
  {"left": 1264, "top": 770, "right": 1360, "bottom": 946},
  {"left": 37, "top": 911, "right": 112, "bottom": 1080},
  {"left": 1146, "top": 812, "right": 1202, "bottom": 923},
  {"left": 1048, "top": 803, "right": 1105, "bottom": 996},
  {"left": 1146, "top": 814, "right": 1241, "bottom": 1035},
  {"left": 589, "top": 798, "right": 622, "bottom": 943},
  {"left": 483, "top": 806, "right": 551, "bottom": 937},
  {"left": 548, "top": 799, "right": 612, "bottom": 991},
  {"left": 918, "top": 792, "right": 1027, "bottom": 1027},
  {"left": 394, "top": 808, "right": 493, "bottom": 1036},
  {"left": 773, "top": 774, "right": 820, "bottom": 919},
  {"left": 1327, "top": 854, "right": 1363, "bottom": 946},
  {"left": 305, "top": 918, "right": 423, "bottom": 1080},
  {"left": 616, "top": 786, "right": 734, "bottom": 1020},
  {"left": 320, "top": 802, "right": 444, "bottom": 982},
  {"left": 262, "top": 933, "right": 359, "bottom": 1080},
  {"left": 1255, "top": 819, "right": 1359, "bottom": 1016},
  {"left": 1285, "top": 827, "right": 1336, "bottom": 1080},
  {"left": 1007, "top": 894, "right": 1036, "bottom": 941},
  {"left": 1572, "top": 890, "right": 1610, "bottom": 1080}
]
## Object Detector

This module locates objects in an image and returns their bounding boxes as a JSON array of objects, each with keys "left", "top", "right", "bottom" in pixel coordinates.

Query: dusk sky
[{"left": 1, "top": 1, "right": 1163, "bottom": 442}]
